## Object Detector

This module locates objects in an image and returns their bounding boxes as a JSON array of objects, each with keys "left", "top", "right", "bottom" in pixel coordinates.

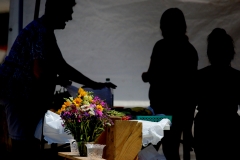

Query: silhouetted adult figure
[
  {"left": 194, "top": 28, "right": 240, "bottom": 160},
  {"left": 0, "top": 0, "right": 116, "bottom": 159},
  {"left": 142, "top": 8, "right": 198, "bottom": 160}
]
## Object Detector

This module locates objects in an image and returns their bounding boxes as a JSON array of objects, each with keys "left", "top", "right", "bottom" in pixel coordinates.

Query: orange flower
[
  {"left": 64, "top": 101, "right": 71, "bottom": 107},
  {"left": 57, "top": 109, "right": 61, "bottom": 115},
  {"left": 62, "top": 104, "right": 66, "bottom": 109},
  {"left": 57, "top": 105, "right": 66, "bottom": 114}
]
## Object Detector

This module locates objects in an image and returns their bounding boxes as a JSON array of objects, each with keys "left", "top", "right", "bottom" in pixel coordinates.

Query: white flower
[
  {"left": 89, "top": 110, "right": 95, "bottom": 116},
  {"left": 81, "top": 105, "right": 90, "bottom": 111},
  {"left": 106, "top": 123, "right": 111, "bottom": 126}
]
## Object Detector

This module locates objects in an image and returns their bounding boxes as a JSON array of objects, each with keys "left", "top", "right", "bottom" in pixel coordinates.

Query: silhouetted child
[
  {"left": 194, "top": 28, "right": 240, "bottom": 160},
  {"left": 142, "top": 8, "right": 198, "bottom": 160}
]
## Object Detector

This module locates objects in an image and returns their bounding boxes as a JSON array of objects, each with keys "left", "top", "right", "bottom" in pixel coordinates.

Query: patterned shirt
[{"left": 0, "top": 15, "right": 57, "bottom": 102}]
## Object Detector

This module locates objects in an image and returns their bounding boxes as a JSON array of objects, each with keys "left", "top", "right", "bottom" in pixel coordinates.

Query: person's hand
[
  {"left": 104, "top": 82, "right": 117, "bottom": 89},
  {"left": 89, "top": 82, "right": 117, "bottom": 89},
  {"left": 56, "top": 76, "right": 72, "bottom": 87}
]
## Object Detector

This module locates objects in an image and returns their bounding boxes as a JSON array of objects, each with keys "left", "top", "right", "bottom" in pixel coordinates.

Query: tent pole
[
  {"left": 18, "top": 0, "right": 23, "bottom": 33},
  {"left": 34, "top": 0, "right": 41, "bottom": 20}
]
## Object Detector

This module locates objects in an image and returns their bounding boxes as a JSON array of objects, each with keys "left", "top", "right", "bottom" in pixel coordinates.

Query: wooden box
[{"left": 103, "top": 120, "right": 142, "bottom": 160}]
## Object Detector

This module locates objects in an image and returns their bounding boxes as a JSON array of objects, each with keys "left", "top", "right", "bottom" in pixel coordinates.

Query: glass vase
[
  {"left": 77, "top": 141, "right": 89, "bottom": 157},
  {"left": 85, "top": 143, "right": 106, "bottom": 159},
  {"left": 76, "top": 141, "right": 96, "bottom": 157}
]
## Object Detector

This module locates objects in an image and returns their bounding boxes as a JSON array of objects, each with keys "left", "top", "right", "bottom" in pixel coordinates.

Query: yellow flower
[
  {"left": 78, "top": 88, "right": 87, "bottom": 97},
  {"left": 96, "top": 105, "right": 103, "bottom": 111},
  {"left": 73, "top": 97, "right": 82, "bottom": 107}
]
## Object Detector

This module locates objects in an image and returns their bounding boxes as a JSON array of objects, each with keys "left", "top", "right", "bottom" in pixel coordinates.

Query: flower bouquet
[{"left": 57, "top": 87, "right": 113, "bottom": 157}]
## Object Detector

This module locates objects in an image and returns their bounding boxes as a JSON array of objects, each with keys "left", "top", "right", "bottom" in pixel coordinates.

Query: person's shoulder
[
  {"left": 24, "top": 19, "right": 38, "bottom": 29},
  {"left": 188, "top": 42, "right": 196, "bottom": 49},
  {"left": 24, "top": 16, "right": 46, "bottom": 32},
  {"left": 151, "top": 39, "right": 164, "bottom": 57},
  {"left": 154, "top": 39, "right": 164, "bottom": 46},
  {"left": 230, "top": 67, "right": 240, "bottom": 76},
  {"left": 18, "top": 22, "right": 37, "bottom": 37},
  {"left": 19, "top": 16, "right": 48, "bottom": 42},
  {"left": 198, "top": 66, "right": 211, "bottom": 74},
  {"left": 228, "top": 67, "right": 240, "bottom": 84},
  {"left": 182, "top": 41, "right": 198, "bottom": 61},
  {"left": 196, "top": 66, "right": 210, "bottom": 83},
  {"left": 196, "top": 67, "right": 209, "bottom": 82},
  {"left": 152, "top": 39, "right": 165, "bottom": 50},
  {"left": 230, "top": 67, "right": 240, "bottom": 72},
  {"left": 12, "top": 20, "right": 37, "bottom": 42},
  {"left": 186, "top": 41, "right": 197, "bottom": 52}
]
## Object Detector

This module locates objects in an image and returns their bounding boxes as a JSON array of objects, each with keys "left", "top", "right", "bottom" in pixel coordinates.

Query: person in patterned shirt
[{"left": 0, "top": 0, "right": 116, "bottom": 159}]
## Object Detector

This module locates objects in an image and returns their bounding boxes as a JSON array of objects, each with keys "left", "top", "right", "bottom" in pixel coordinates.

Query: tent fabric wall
[{"left": 7, "top": 0, "right": 240, "bottom": 107}]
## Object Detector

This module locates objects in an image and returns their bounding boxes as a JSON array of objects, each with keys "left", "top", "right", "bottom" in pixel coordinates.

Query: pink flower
[{"left": 95, "top": 110, "right": 103, "bottom": 117}]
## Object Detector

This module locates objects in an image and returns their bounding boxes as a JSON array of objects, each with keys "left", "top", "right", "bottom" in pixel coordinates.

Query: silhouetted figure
[
  {"left": 194, "top": 28, "right": 240, "bottom": 160},
  {"left": 142, "top": 8, "right": 198, "bottom": 160},
  {"left": 0, "top": 0, "right": 116, "bottom": 159}
]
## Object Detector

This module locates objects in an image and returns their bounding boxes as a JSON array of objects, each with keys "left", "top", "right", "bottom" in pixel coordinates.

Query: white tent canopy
[{"left": 6, "top": 0, "right": 240, "bottom": 107}]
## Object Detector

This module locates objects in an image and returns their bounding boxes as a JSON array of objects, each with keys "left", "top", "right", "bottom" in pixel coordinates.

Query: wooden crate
[{"left": 104, "top": 120, "right": 142, "bottom": 160}]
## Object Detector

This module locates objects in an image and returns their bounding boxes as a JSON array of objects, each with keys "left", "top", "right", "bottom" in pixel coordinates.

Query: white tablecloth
[
  {"left": 130, "top": 119, "right": 171, "bottom": 147},
  {"left": 35, "top": 110, "right": 171, "bottom": 146},
  {"left": 34, "top": 110, "right": 73, "bottom": 144}
]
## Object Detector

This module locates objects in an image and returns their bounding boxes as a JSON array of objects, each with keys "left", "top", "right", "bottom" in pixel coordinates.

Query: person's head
[
  {"left": 207, "top": 28, "right": 235, "bottom": 66},
  {"left": 44, "top": 0, "right": 76, "bottom": 29},
  {"left": 160, "top": 8, "right": 187, "bottom": 38}
]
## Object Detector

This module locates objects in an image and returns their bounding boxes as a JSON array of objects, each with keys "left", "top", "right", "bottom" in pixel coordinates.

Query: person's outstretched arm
[
  {"left": 59, "top": 59, "right": 116, "bottom": 89},
  {"left": 52, "top": 46, "right": 116, "bottom": 89},
  {"left": 34, "top": 35, "right": 117, "bottom": 89}
]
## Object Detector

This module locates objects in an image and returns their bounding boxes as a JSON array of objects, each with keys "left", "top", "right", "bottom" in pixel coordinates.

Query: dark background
[{"left": 0, "top": 12, "right": 9, "bottom": 48}]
